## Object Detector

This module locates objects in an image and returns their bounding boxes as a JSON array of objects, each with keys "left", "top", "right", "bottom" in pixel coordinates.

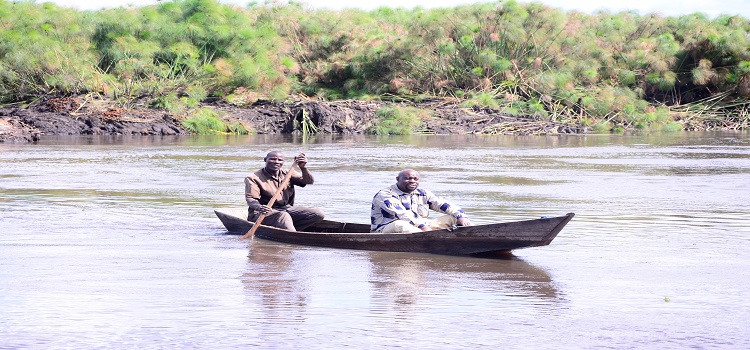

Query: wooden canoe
[{"left": 214, "top": 208, "right": 574, "bottom": 256}]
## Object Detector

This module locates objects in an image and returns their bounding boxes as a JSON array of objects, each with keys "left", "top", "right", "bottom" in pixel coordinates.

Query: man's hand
[
  {"left": 457, "top": 217, "right": 473, "bottom": 226},
  {"left": 294, "top": 152, "right": 315, "bottom": 185},
  {"left": 257, "top": 205, "right": 272, "bottom": 215},
  {"left": 295, "top": 153, "right": 308, "bottom": 169}
]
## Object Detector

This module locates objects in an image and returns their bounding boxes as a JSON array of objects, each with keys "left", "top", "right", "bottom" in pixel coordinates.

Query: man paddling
[
  {"left": 244, "top": 151, "right": 324, "bottom": 231},
  {"left": 370, "top": 169, "right": 473, "bottom": 233}
]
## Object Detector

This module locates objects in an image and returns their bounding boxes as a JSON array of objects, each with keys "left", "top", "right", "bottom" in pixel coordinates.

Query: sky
[{"left": 39, "top": 0, "right": 750, "bottom": 19}]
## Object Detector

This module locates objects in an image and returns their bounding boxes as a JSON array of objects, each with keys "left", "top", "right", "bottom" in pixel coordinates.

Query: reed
[
  {"left": 296, "top": 109, "right": 318, "bottom": 135},
  {"left": 1, "top": 0, "right": 749, "bottom": 132},
  {"left": 181, "top": 108, "right": 235, "bottom": 134},
  {"left": 367, "top": 105, "right": 428, "bottom": 135}
]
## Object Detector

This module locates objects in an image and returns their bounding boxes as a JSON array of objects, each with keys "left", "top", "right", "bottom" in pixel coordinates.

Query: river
[{"left": 1, "top": 132, "right": 749, "bottom": 349}]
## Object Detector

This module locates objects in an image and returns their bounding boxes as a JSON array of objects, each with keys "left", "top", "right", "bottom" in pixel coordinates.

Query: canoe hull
[{"left": 214, "top": 208, "right": 574, "bottom": 256}]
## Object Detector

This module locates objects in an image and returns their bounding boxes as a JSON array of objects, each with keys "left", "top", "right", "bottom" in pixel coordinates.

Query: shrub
[
  {"left": 461, "top": 92, "right": 499, "bottom": 109},
  {"left": 367, "top": 105, "right": 426, "bottom": 135},
  {"left": 182, "top": 108, "right": 230, "bottom": 134},
  {"left": 662, "top": 121, "right": 683, "bottom": 132},
  {"left": 591, "top": 121, "right": 612, "bottom": 133},
  {"left": 0, "top": 0, "right": 749, "bottom": 132}
]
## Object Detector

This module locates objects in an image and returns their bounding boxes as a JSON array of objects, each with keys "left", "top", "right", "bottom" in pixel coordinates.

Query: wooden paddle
[{"left": 239, "top": 160, "right": 298, "bottom": 239}]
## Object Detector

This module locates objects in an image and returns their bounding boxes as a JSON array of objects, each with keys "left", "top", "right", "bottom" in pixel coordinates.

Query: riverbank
[{"left": 0, "top": 95, "right": 584, "bottom": 143}]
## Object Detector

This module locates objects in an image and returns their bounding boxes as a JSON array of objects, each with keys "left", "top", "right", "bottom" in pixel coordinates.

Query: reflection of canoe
[
  {"left": 214, "top": 208, "right": 574, "bottom": 256},
  {"left": 366, "top": 253, "right": 560, "bottom": 300}
]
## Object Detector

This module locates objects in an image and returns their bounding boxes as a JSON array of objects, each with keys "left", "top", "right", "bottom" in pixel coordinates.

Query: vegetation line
[{"left": 0, "top": 0, "right": 748, "bottom": 133}]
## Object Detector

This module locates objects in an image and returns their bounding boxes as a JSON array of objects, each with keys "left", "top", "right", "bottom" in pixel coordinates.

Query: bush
[
  {"left": 591, "top": 121, "right": 612, "bottom": 133},
  {"left": 662, "top": 122, "right": 683, "bottom": 132},
  {"left": 182, "top": 108, "right": 230, "bottom": 134},
  {"left": 0, "top": 0, "right": 748, "bottom": 132},
  {"left": 367, "top": 106, "right": 427, "bottom": 135},
  {"left": 461, "top": 92, "right": 499, "bottom": 109}
]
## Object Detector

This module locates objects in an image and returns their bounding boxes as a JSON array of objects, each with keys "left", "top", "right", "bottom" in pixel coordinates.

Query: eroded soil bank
[{"left": 0, "top": 95, "right": 584, "bottom": 143}]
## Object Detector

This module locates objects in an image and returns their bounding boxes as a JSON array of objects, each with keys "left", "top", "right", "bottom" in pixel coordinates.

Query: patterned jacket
[{"left": 370, "top": 184, "right": 466, "bottom": 232}]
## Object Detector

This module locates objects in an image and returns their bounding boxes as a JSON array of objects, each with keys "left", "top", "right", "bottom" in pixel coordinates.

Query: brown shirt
[{"left": 244, "top": 167, "right": 306, "bottom": 211}]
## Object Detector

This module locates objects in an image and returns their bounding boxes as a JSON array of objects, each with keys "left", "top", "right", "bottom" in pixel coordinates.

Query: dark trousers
[{"left": 248, "top": 206, "right": 325, "bottom": 231}]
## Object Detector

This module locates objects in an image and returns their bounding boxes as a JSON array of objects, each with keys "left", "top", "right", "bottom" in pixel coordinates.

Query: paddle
[{"left": 239, "top": 160, "right": 298, "bottom": 239}]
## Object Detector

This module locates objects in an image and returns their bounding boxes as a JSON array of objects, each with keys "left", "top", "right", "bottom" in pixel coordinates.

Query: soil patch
[{"left": 0, "top": 95, "right": 584, "bottom": 143}]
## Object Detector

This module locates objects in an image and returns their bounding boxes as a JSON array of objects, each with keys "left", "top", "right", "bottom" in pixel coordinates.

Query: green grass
[
  {"left": 1, "top": 0, "right": 749, "bottom": 132},
  {"left": 367, "top": 105, "right": 428, "bottom": 135},
  {"left": 181, "top": 108, "right": 247, "bottom": 134}
]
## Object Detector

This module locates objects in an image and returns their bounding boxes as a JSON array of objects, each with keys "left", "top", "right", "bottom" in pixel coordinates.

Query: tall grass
[
  {"left": 368, "top": 105, "right": 429, "bottom": 135},
  {"left": 0, "top": 0, "right": 749, "bottom": 131},
  {"left": 181, "top": 108, "right": 247, "bottom": 134}
]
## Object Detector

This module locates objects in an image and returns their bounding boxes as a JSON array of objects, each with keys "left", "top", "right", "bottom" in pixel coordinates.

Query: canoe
[{"left": 214, "top": 208, "right": 574, "bottom": 256}]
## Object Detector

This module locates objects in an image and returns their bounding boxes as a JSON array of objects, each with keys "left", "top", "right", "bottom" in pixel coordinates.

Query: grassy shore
[{"left": 1, "top": 0, "right": 748, "bottom": 134}]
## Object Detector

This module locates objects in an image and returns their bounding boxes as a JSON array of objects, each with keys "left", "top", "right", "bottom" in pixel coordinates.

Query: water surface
[{"left": 1, "top": 132, "right": 749, "bottom": 348}]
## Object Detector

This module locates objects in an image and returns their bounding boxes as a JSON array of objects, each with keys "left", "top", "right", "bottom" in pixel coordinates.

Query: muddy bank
[{"left": 0, "top": 95, "right": 584, "bottom": 143}]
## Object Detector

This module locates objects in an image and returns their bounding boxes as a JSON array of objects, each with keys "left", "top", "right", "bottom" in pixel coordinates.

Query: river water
[{"left": 1, "top": 132, "right": 749, "bottom": 349}]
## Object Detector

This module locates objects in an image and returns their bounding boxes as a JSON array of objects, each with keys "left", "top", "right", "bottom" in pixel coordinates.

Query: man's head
[
  {"left": 396, "top": 169, "right": 420, "bottom": 193},
  {"left": 264, "top": 151, "right": 285, "bottom": 173}
]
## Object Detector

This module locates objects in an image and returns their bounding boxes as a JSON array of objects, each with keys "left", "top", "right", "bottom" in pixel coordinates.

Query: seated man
[
  {"left": 244, "top": 151, "right": 325, "bottom": 231},
  {"left": 370, "top": 169, "right": 473, "bottom": 233}
]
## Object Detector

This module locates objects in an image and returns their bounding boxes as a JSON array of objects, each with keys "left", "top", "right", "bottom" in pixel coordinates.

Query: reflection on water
[
  {"left": 243, "top": 241, "right": 311, "bottom": 318},
  {"left": 366, "top": 252, "right": 559, "bottom": 305},
  {"left": 239, "top": 239, "right": 565, "bottom": 348},
  {"left": 2, "top": 131, "right": 750, "bottom": 348},
  {"left": 243, "top": 240, "right": 559, "bottom": 312}
]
